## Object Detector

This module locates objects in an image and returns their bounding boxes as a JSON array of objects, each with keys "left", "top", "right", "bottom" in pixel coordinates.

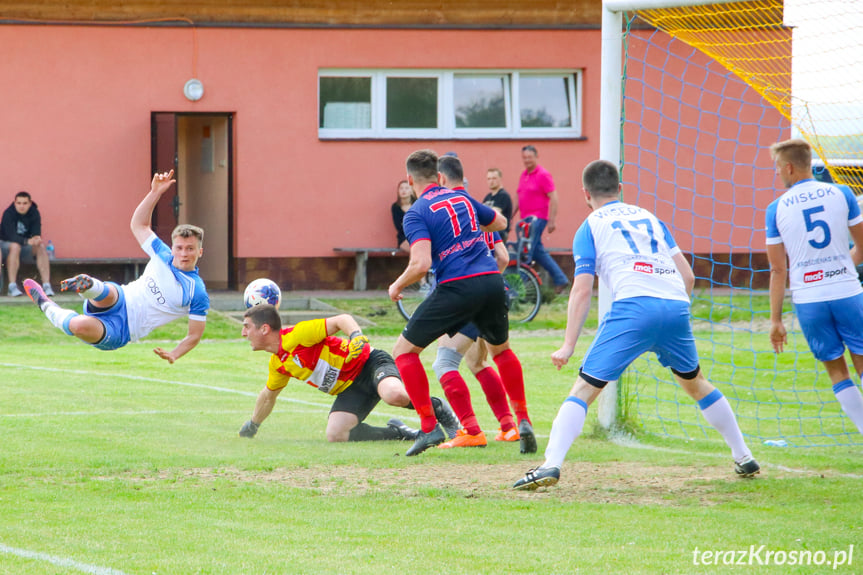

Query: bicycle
[
  {"left": 396, "top": 217, "right": 543, "bottom": 323},
  {"left": 502, "top": 216, "right": 543, "bottom": 323},
  {"left": 395, "top": 269, "right": 437, "bottom": 321}
]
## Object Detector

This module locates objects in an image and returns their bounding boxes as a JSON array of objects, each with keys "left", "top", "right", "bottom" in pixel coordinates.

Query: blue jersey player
[
  {"left": 389, "top": 149, "right": 528, "bottom": 456},
  {"left": 766, "top": 138, "right": 863, "bottom": 437},
  {"left": 431, "top": 155, "right": 535, "bottom": 454},
  {"left": 513, "top": 159, "right": 759, "bottom": 490},
  {"left": 24, "top": 170, "right": 209, "bottom": 364}
]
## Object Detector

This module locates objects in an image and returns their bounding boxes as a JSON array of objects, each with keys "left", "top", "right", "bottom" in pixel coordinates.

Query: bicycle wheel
[
  {"left": 396, "top": 272, "right": 434, "bottom": 321},
  {"left": 503, "top": 264, "right": 542, "bottom": 323}
]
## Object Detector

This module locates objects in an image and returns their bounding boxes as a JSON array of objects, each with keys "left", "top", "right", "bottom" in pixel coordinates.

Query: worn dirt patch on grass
[{"left": 105, "top": 460, "right": 779, "bottom": 506}]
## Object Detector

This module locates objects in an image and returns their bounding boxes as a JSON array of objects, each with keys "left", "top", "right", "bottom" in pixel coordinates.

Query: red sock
[
  {"left": 493, "top": 349, "right": 530, "bottom": 424},
  {"left": 395, "top": 353, "right": 435, "bottom": 432},
  {"left": 474, "top": 367, "right": 515, "bottom": 431},
  {"left": 440, "top": 371, "right": 481, "bottom": 435}
]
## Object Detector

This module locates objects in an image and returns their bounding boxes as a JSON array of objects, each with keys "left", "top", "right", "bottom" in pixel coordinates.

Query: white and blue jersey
[
  {"left": 572, "top": 201, "right": 697, "bottom": 383},
  {"left": 573, "top": 200, "right": 688, "bottom": 303},
  {"left": 403, "top": 185, "right": 500, "bottom": 285},
  {"left": 120, "top": 233, "right": 209, "bottom": 341},
  {"left": 765, "top": 179, "right": 862, "bottom": 304}
]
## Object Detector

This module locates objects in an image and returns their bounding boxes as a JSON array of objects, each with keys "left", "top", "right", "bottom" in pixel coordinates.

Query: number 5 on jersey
[{"left": 802, "top": 206, "right": 831, "bottom": 249}]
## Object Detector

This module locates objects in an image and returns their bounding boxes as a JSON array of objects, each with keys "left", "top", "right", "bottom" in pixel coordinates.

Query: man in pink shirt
[{"left": 515, "top": 145, "right": 569, "bottom": 290}]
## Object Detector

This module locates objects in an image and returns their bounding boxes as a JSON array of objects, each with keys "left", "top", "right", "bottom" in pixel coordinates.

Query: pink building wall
[
  {"left": 1, "top": 24, "right": 788, "bottom": 291},
  {"left": 0, "top": 25, "right": 601, "bottom": 263}
]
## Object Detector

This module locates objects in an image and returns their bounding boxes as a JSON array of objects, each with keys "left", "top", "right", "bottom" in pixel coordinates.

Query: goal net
[{"left": 614, "top": 0, "right": 863, "bottom": 446}]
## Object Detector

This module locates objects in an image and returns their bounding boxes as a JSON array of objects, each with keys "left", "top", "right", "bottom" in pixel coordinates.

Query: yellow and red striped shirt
[{"left": 265, "top": 318, "right": 370, "bottom": 395}]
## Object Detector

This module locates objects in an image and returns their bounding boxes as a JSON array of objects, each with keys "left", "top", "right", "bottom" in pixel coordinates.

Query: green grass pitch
[{"left": 0, "top": 300, "right": 860, "bottom": 574}]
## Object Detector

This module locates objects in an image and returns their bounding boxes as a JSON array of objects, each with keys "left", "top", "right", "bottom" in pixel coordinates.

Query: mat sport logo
[
  {"left": 803, "top": 270, "right": 823, "bottom": 283},
  {"left": 633, "top": 261, "right": 676, "bottom": 276},
  {"left": 803, "top": 266, "right": 848, "bottom": 283}
]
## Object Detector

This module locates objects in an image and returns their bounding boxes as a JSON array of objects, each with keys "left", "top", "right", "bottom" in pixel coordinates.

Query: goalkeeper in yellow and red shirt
[{"left": 237, "top": 305, "right": 458, "bottom": 442}]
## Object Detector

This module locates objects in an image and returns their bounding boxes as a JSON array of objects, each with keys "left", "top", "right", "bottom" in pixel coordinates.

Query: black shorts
[
  {"left": 403, "top": 273, "right": 509, "bottom": 349},
  {"left": 330, "top": 348, "right": 400, "bottom": 421}
]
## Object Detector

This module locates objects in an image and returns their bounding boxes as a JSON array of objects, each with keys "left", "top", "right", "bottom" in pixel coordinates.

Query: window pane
[
  {"left": 454, "top": 75, "right": 506, "bottom": 128},
  {"left": 319, "top": 77, "right": 371, "bottom": 129},
  {"left": 519, "top": 76, "right": 572, "bottom": 128},
  {"left": 386, "top": 77, "right": 438, "bottom": 129}
]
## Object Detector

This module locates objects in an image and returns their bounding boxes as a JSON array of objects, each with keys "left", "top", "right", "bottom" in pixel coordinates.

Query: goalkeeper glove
[
  {"left": 346, "top": 331, "right": 369, "bottom": 363},
  {"left": 239, "top": 420, "right": 259, "bottom": 438}
]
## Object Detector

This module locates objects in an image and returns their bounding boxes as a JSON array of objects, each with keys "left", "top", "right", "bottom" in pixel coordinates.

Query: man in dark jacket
[{"left": 0, "top": 191, "right": 52, "bottom": 296}]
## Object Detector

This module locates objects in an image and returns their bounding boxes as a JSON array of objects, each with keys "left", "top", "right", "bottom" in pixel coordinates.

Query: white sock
[
  {"left": 80, "top": 277, "right": 109, "bottom": 301},
  {"left": 698, "top": 389, "right": 750, "bottom": 461},
  {"left": 542, "top": 397, "right": 588, "bottom": 470},
  {"left": 44, "top": 304, "right": 78, "bottom": 336},
  {"left": 833, "top": 379, "right": 863, "bottom": 435}
]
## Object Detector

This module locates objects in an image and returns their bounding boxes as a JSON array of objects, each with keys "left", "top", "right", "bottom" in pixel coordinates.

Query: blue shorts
[
  {"left": 83, "top": 283, "right": 131, "bottom": 351},
  {"left": 581, "top": 297, "right": 699, "bottom": 384},
  {"left": 794, "top": 293, "right": 863, "bottom": 361},
  {"left": 457, "top": 322, "right": 481, "bottom": 341}
]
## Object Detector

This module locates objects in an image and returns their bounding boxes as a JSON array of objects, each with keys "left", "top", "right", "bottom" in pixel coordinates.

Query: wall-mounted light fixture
[{"left": 183, "top": 78, "right": 204, "bottom": 102}]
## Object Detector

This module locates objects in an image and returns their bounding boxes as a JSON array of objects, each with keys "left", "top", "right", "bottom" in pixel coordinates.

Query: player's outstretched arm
[
  {"left": 389, "top": 240, "right": 432, "bottom": 301},
  {"left": 240, "top": 386, "right": 283, "bottom": 437},
  {"left": 671, "top": 252, "right": 696, "bottom": 296},
  {"left": 326, "top": 314, "right": 369, "bottom": 362},
  {"left": 493, "top": 241, "right": 510, "bottom": 272},
  {"left": 766, "top": 242, "right": 788, "bottom": 353},
  {"left": 130, "top": 170, "right": 176, "bottom": 245},
  {"left": 325, "top": 314, "right": 362, "bottom": 338},
  {"left": 153, "top": 318, "right": 205, "bottom": 363},
  {"left": 480, "top": 212, "right": 507, "bottom": 234},
  {"left": 551, "top": 273, "right": 593, "bottom": 370}
]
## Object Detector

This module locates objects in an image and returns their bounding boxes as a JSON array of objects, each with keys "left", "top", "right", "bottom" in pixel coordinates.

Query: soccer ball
[{"left": 244, "top": 278, "right": 282, "bottom": 309}]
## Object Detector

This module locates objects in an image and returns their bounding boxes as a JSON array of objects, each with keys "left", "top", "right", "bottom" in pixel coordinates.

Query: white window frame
[
  {"left": 318, "top": 71, "right": 374, "bottom": 132},
  {"left": 380, "top": 71, "right": 445, "bottom": 138},
  {"left": 318, "top": 69, "right": 582, "bottom": 140},
  {"left": 449, "top": 72, "right": 512, "bottom": 137},
  {"left": 514, "top": 71, "right": 583, "bottom": 138}
]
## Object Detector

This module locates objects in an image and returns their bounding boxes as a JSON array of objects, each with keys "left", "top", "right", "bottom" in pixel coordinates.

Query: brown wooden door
[{"left": 151, "top": 112, "right": 179, "bottom": 242}]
